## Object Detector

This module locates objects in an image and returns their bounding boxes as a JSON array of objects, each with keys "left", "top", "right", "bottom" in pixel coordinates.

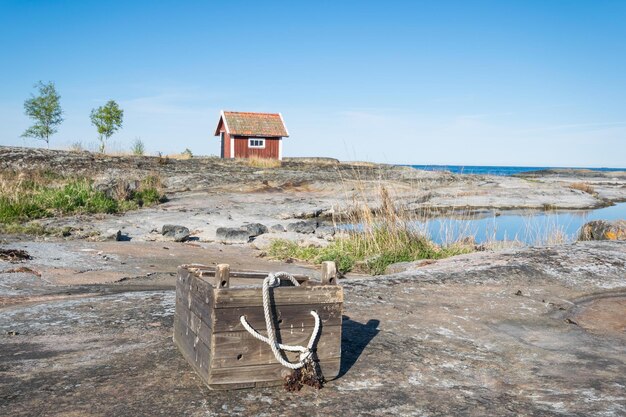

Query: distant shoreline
[{"left": 405, "top": 164, "right": 626, "bottom": 176}]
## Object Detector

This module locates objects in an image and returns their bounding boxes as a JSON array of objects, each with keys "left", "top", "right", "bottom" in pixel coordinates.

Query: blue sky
[{"left": 1, "top": 0, "right": 625, "bottom": 167}]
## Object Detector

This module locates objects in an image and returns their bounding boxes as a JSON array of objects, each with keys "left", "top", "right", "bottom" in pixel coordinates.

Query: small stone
[
  {"left": 270, "top": 224, "right": 286, "bottom": 233},
  {"left": 242, "top": 223, "right": 268, "bottom": 237},
  {"left": 216, "top": 227, "right": 250, "bottom": 244},
  {"left": 90, "top": 229, "right": 122, "bottom": 242},
  {"left": 161, "top": 225, "right": 190, "bottom": 242}
]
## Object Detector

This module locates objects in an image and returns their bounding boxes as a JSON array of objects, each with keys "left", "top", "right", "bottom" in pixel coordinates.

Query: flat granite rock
[{"left": 1, "top": 241, "right": 625, "bottom": 416}]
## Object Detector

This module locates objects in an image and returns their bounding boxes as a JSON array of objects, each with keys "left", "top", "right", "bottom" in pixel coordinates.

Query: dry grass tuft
[
  {"left": 166, "top": 149, "right": 194, "bottom": 160},
  {"left": 68, "top": 142, "right": 86, "bottom": 152},
  {"left": 245, "top": 156, "right": 282, "bottom": 168},
  {"left": 569, "top": 182, "right": 595, "bottom": 194}
]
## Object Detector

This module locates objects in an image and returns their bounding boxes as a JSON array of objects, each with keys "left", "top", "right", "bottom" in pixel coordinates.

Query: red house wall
[
  {"left": 216, "top": 119, "right": 232, "bottom": 158},
  {"left": 233, "top": 137, "right": 280, "bottom": 159}
]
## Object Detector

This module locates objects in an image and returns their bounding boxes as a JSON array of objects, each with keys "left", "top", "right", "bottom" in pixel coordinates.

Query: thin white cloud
[{"left": 517, "top": 121, "right": 626, "bottom": 133}]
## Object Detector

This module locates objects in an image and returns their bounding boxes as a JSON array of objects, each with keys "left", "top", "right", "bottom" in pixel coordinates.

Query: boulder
[
  {"left": 286, "top": 220, "right": 318, "bottom": 234},
  {"left": 161, "top": 225, "right": 190, "bottom": 242},
  {"left": 216, "top": 227, "right": 250, "bottom": 244},
  {"left": 242, "top": 223, "right": 268, "bottom": 237},
  {"left": 269, "top": 224, "right": 286, "bottom": 233},
  {"left": 579, "top": 220, "right": 626, "bottom": 241}
]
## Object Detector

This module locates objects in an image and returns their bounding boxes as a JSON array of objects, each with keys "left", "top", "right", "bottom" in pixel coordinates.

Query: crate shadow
[{"left": 336, "top": 316, "right": 380, "bottom": 379}]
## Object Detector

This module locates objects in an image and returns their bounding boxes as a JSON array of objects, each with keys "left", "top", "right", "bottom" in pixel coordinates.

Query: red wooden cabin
[{"left": 214, "top": 111, "right": 289, "bottom": 160}]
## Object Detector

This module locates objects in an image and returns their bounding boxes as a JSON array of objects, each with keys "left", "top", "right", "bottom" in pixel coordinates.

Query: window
[{"left": 249, "top": 138, "right": 266, "bottom": 148}]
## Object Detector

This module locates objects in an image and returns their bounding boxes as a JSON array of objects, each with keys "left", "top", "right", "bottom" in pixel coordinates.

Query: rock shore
[
  {"left": 1, "top": 146, "right": 625, "bottom": 416},
  {"left": 2, "top": 146, "right": 624, "bottom": 212}
]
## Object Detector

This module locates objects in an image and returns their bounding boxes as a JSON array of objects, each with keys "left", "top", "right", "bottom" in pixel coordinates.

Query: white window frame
[{"left": 248, "top": 138, "right": 266, "bottom": 149}]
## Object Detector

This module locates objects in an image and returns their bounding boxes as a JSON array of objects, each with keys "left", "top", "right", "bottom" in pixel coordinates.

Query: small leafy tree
[
  {"left": 22, "top": 81, "right": 64, "bottom": 148},
  {"left": 90, "top": 100, "right": 124, "bottom": 153}
]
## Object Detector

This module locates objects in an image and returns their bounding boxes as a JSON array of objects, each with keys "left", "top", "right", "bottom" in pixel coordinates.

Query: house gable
[{"left": 214, "top": 111, "right": 288, "bottom": 138}]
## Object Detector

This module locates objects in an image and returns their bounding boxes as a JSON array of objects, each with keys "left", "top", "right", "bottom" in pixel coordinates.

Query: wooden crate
[{"left": 173, "top": 262, "right": 343, "bottom": 390}]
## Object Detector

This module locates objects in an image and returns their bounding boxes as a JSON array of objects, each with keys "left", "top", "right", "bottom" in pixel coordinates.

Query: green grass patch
[
  {"left": 0, "top": 222, "right": 62, "bottom": 236},
  {"left": 0, "top": 172, "right": 165, "bottom": 226},
  {"left": 268, "top": 228, "right": 473, "bottom": 275},
  {"left": 0, "top": 179, "right": 118, "bottom": 223}
]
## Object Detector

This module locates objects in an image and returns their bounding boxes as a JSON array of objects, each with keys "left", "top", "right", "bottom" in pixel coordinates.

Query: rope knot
[
  {"left": 299, "top": 350, "right": 312, "bottom": 362},
  {"left": 266, "top": 272, "right": 281, "bottom": 288}
]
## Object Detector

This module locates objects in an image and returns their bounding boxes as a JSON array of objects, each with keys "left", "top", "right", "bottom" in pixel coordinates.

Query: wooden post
[
  {"left": 321, "top": 261, "right": 337, "bottom": 285},
  {"left": 215, "top": 264, "right": 230, "bottom": 288}
]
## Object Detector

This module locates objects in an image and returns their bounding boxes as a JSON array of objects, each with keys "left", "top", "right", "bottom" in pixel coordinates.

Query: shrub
[
  {"left": 131, "top": 138, "right": 145, "bottom": 156},
  {"left": 182, "top": 148, "right": 193, "bottom": 158},
  {"left": 69, "top": 141, "right": 85, "bottom": 152}
]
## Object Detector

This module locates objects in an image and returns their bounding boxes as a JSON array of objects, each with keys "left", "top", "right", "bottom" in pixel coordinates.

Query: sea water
[
  {"left": 376, "top": 165, "right": 626, "bottom": 244},
  {"left": 407, "top": 165, "right": 626, "bottom": 176}
]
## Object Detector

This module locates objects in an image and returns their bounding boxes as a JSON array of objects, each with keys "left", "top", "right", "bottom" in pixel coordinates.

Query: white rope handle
[{"left": 240, "top": 272, "right": 321, "bottom": 370}]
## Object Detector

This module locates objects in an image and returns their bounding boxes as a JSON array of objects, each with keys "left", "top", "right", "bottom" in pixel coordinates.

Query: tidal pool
[{"left": 417, "top": 202, "right": 626, "bottom": 245}]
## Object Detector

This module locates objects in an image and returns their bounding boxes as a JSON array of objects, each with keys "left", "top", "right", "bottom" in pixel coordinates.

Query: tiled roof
[{"left": 216, "top": 111, "right": 289, "bottom": 137}]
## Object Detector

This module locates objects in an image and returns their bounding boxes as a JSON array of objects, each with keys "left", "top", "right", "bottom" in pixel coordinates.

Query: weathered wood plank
[
  {"left": 321, "top": 261, "right": 338, "bottom": 285},
  {"left": 210, "top": 325, "right": 341, "bottom": 369},
  {"left": 207, "top": 382, "right": 257, "bottom": 390},
  {"left": 212, "top": 303, "right": 342, "bottom": 333},
  {"left": 213, "top": 285, "right": 343, "bottom": 308},
  {"left": 197, "top": 268, "right": 310, "bottom": 283},
  {"left": 176, "top": 274, "right": 214, "bottom": 325},
  {"left": 190, "top": 275, "right": 213, "bottom": 302},
  {"left": 175, "top": 307, "right": 211, "bottom": 348},
  {"left": 207, "top": 357, "right": 341, "bottom": 387},
  {"left": 173, "top": 315, "right": 211, "bottom": 381}
]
